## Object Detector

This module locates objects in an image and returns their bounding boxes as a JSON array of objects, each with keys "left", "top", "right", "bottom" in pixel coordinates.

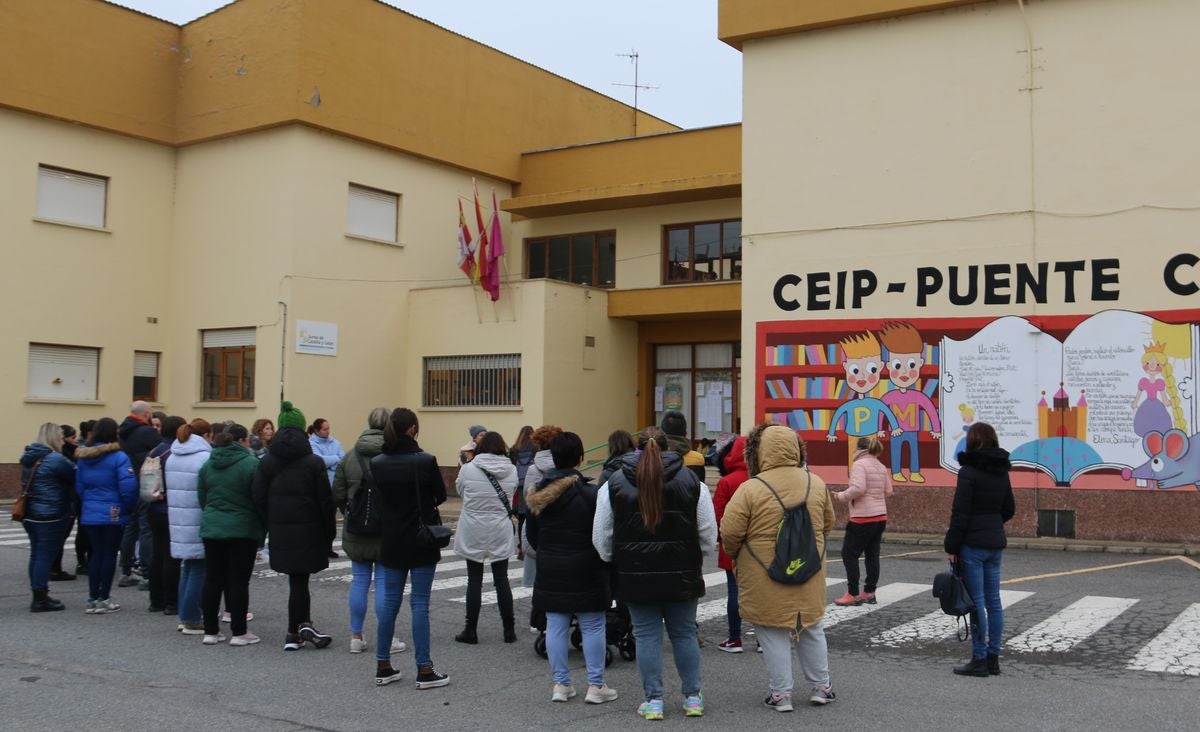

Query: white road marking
[
  {"left": 1126, "top": 603, "right": 1200, "bottom": 677},
  {"left": 871, "top": 590, "right": 1034, "bottom": 647},
  {"left": 1007, "top": 596, "right": 1139, "bottom": 654},
  {"left": 823, "top": 582, "right": 930, "bottom": 628}
]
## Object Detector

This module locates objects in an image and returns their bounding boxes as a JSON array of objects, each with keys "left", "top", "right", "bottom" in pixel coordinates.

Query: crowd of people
[{"left": 16, "top": 398, "right": 1015, "bottom": 717}]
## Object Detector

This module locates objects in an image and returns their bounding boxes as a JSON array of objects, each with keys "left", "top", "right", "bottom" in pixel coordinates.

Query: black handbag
[
  {"left": 412, "top": 458, "right": 451, "bottom": 549},
  {"left": 932, "top": 558, "right": 977, "bottom": 641}
]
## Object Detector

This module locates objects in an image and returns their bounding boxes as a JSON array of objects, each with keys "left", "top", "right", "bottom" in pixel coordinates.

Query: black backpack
[
  {"left": 344, "top": 452, "right": 381, "bottom": 537},
  {"left": 932, "top": 559, "right": 977, "bottom": 640},
  {"left": 741, "top": 471, "right": 822, "bottom": 585}
]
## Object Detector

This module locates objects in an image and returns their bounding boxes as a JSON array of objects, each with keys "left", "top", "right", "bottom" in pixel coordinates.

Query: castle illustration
[{"left": 1038, "top": 384, "right": 1088, "bottom": 440}]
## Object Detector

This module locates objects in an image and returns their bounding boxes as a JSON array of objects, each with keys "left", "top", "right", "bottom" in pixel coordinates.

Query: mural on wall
[{"left": 757, "top": 309, "right": 1200, "bottom": 491}]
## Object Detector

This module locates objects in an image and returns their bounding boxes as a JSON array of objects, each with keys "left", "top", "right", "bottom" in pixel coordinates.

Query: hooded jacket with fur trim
[
  {"left": 75, "top": 442, "right": 138, "bottom": 526},
  {"left": 526, "top": 468, "right": 609, "bottom": 614}
]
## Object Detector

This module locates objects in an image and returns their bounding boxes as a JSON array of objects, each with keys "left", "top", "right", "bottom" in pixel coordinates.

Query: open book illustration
[{"left": 939, "top": 310, "right": 1198, "bottom": 487}]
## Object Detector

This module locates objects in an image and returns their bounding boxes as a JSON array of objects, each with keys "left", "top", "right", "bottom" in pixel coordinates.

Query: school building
[{"left": 2, "top": 0, "right": 1197, "bottom": 543}]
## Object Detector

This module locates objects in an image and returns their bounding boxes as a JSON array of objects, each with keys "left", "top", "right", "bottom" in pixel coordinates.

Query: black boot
[
  {"left": 986, "top": 654, "right": 1001, "bottom": 675},
  {"left": 455, "top": 621, "right": 478, "bottom": 645},
  {"left": 502, "top": 621, "right": 517, "bottom": 644},
  {"left": 31, "top": 589, "right": 65, "bottom": 613},
  {"left": 953, "top": 657, "right": 990, "bottom": 677}
]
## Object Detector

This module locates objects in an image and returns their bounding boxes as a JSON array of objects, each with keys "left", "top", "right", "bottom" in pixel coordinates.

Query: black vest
[{"left": 608, "top": 452, "right": 704, "bottom": 604}]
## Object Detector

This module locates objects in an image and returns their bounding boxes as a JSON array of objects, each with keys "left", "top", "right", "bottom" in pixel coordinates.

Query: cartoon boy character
[
  {"left": 877, "top": 321, "right": 941, "bottom": 483},
  {"left": 827, "top": 330, "right": 902, "bottom": 471}
]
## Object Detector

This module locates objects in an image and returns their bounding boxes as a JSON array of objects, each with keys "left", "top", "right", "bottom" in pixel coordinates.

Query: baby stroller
[{"left": 533, "top": 602, "right": 635, "bottom": 665}]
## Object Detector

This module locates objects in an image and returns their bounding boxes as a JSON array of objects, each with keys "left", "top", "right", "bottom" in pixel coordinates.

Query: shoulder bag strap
[
  {"left": 22, "top": 457, "right": 47, "bottom": 496},
  {"left": 355, "top": 451, "right": 371, "bottom": 483},
  {"left": 482, "top": 469, "right": 514, "bottom": 518}
]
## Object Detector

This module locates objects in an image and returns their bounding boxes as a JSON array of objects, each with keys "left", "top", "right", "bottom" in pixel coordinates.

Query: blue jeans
[
  {"left": 24, "top": 517, "right": 70, "bottom": 591},
  {"left": 725, "top": 570, "right": 742, "bottom": 641},
  {"left": 84, "top": 524, "right": 123, "bottom": 600},
  {"left": 378, "top": 565, "right": 435, "bottom": 667},
  {"left": 546, "top": 611, "right": 607, "bottom": 688},
  {"left": 350, "top": 560, "right": 386, "bottom": 635},
  {"left": 960, "top": 545, "right": 1004, "bottom": 658},
  {"left": 178, "top": 558, "right": 206, "bottom": 623},
  {"left": 627, "top": 599, "right": 702, "bottom": 701},
  {"left": 891, "top": 430, "right": 920, "bottom": 474}
]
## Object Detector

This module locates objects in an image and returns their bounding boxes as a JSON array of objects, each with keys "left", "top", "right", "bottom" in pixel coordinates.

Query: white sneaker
[
  {"left": 230, "top": 633, "right": 260, "bottom": 646},
  {"left": 350, "top": 637, "right": 368, "bottom": 654},
  {"left": 202, "top": 633, "right": 226, "bottom": 645},
  {"left": 221, "top": 611, "right": 254, "bottom": 623},
  {"left": 585, "top": 684, "right": 618, "bottom": 704},
  {"left": 551, "top": 684, "right": 577, "bottom": 702},
  {"left": 390, "top": 638, "right": 407, "bottom": 654}
]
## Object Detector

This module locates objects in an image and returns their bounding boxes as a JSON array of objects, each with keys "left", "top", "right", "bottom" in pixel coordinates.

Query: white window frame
[
  {"left": 346, "top": 183, "right": 400, "bottom": 244},
  {"left": 133, "top": 351, "right": 160, "bottom": 402},
  {"left": 36, "top": 165, "right": 108, "bottom": 230},
  {"left": 27, "top": 343, "right": 100, "bottom": 401},
  {"left": 201, "top": 328, "right": 256, "bottom": 403}
]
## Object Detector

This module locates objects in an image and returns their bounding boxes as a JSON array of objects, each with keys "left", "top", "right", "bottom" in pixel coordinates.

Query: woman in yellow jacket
[{"left": 720, "top": 423, "right": 836, "bottom": 713}]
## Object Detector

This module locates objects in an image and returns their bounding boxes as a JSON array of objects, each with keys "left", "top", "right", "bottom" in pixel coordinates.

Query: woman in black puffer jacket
[
  {"left": 526, "top": 432, "right": 616, "bottom": 705},
  {"left": 945, "top": 422, "right": 1016, "bottom": 678},
  {"left": 253, "top": 403, "right": 336, "bottom": 651}
]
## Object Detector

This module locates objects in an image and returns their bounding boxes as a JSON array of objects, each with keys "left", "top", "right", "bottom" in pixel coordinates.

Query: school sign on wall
[{"left": 295, "top": 320, "right": 338, "bottom": 356}]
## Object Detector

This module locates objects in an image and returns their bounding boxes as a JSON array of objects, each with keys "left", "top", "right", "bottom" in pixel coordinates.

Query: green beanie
[{"left": 278, "top": 400, "right": 307, "bottom": 431}]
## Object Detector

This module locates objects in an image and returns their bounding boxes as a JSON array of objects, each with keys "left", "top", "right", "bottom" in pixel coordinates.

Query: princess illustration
[
  {"left": 1131, "top": 342, "right": 1175, "bottom": 436},
  {"left": 953, "top": 403, "right": 975, "bottom": 460}
]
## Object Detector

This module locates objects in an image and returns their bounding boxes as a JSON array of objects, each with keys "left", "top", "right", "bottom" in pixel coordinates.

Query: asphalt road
[{"left": 1, "top": 523, "right": 1197, "bottom": 731}]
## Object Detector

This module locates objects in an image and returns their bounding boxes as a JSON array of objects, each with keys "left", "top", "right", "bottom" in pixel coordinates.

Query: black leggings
[
  {"left": 464, "top": 559, "right": 513, "bottom": 628},
  {"left": 203, "top": 538, "right": 257, "bottom": 636},
  {"left": 148, "top": 512, "right": 179, "bottom": 609},
  {"left": 287, "top": 573, "right": 311, "bottom": 634},
  {"left": 842, "top": 520, "right": 886, "bottom": 596}
]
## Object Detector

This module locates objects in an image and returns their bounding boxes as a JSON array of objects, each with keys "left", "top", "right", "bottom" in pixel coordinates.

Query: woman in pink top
[{"left": 831, "top": 436, "right": 893, "bottom": 606}]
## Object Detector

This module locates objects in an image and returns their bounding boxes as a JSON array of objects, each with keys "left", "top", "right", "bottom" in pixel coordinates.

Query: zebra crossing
[{"left": 4, "top": 523, "right": 1197, "bottom": 678}]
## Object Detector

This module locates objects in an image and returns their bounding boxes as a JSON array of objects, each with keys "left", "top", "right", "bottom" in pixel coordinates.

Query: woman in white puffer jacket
[
  {"left": 453, "top": 431, "right": 518, "bottom": 645},
  {"left": 167, "top": 419, "right": 212, "bottom": 633}
]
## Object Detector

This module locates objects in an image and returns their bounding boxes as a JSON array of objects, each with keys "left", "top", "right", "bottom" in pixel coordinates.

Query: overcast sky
[{"left": 107, "top": 0, "right": 742, "bottom": 130}]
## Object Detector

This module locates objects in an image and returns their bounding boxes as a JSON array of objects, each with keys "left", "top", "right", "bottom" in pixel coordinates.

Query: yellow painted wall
[
  {"left": 168, "top": 124, "right": 518, "bottom": 458},
  {"left": 507, "top": 126, "right": 741, "bottom": 217},
  {"left": 1, "top": 0, "right": 678, "bottom": 183},
  {"left": 513, "top": 198, "right": 742, "bottom": 292},
  {"left": 0, "top": 0, "right": 178, "bottom": 141},
  {"left": 0, "top": 108, "right": 175, "bottom": 454},
  {"left": 739, "top": 0, "right": 1200, "bottom": 429},
  {"left": 407, "top": 280, "right": 638, "bottom": 465}
]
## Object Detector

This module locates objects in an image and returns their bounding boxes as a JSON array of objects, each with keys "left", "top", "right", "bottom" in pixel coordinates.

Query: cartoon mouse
[{"left": 1121, "top": 429, "right": 1200, "bottom": 490}]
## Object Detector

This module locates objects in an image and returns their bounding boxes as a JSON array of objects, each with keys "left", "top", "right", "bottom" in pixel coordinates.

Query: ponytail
[
  {"left": 636, "top": 436, "right": 667, "bottom": 533},
  {"left": 177, "top": 418, "right": 212, "bottom": 443}
]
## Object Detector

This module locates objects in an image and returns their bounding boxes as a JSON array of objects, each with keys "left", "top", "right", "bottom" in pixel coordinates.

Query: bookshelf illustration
[{"left": 756, "top": 317, "right": 994, "bottom": 472}]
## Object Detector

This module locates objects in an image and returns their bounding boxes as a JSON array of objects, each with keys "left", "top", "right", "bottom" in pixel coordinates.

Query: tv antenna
[{"left": 613, "top": 49, "right": 658, "bottom": 136}]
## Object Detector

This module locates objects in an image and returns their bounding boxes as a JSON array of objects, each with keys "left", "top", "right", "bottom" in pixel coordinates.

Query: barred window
[{"left": 423, "top": 354, "right": 521, "bottom": 408}]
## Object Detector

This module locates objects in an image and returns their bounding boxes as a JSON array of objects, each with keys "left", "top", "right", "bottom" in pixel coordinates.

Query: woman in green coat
[
  {"left": 332, "top": 407, "right": 405, "bottom": 656},
  {"left": 198, "top": 424, "right": 265, "bottom": 646}
]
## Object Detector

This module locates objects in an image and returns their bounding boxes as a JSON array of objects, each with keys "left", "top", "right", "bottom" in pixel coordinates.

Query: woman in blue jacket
[
  {"left": 75, "top": 417, "right": 138, "bottom": 614},
  {"left": 20, "top": 423, "right": 76, "bottom": 612},
  {"left": 308, "top": 418, "right": 344, "bottom": 559}
]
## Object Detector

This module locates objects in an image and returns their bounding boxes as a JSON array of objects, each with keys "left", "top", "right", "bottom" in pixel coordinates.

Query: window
[
  {"left": 654, "top": 342, "right": 740, "bottom": 439},
  {"left": 526, "top": 231, "right": 616, "bottom": 287},
  {"left": 133, "top": 351, "right": 160, "bottom": 402},
  {"left": 346, "top": 184, "right": 399, "bottom": 242},
  {"left": 423, "top": 354, "right": 521, "bottom": 408},
  {"left": 202, "top": 328, "right": 256, "bottom": 402},
  {"left": 663, "top": 219, "right": 742, "bottom": 283},
  {"left": 27, "top": 344, "right": 100, "bottom": 401},
  {"left": 36, "top": 165, "right": 108, "bottom": 229}
]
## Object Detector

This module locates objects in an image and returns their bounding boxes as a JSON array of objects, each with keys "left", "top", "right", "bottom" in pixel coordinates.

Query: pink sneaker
[
  {"left": 833, "top": 592, "right": 862, "bottom": 607},
  {"left": 717, "top": 638, "right": 744, "bottom": 653}
]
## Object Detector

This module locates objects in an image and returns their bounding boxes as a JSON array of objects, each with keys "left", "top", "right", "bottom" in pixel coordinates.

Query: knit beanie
[{"left": 278, "top": 401, "right": 307, "bottom": 431}]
